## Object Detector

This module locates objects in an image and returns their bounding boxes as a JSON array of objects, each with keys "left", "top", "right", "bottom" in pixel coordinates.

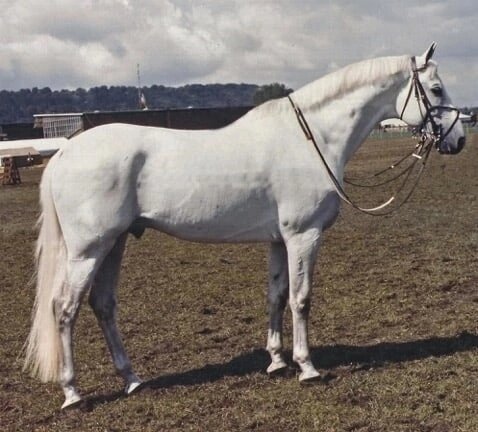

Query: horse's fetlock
[
  {"left": 60, "top": 370, "right": 76, "bottom": 387},
  {"left": 293, "top": 351, "right": 310, "bottom": 365},
  {"left": 115, "top": 359, "right": 133, "bottom": 378}
]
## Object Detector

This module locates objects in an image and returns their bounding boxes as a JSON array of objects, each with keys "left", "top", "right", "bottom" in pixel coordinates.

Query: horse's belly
[
  {"left": 139, "top": 186, "right": 281, "bottom": 243},
  {"left": 149, "top": 217, "right": 280, "bottom": 242},
  {"left": 143, "top": 210, "right": 281, "bottom": 242}
]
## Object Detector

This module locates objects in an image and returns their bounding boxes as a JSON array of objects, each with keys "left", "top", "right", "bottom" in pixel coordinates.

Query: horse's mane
[{"left": 251, "top": 55, "right": 411, "bottom": 116}]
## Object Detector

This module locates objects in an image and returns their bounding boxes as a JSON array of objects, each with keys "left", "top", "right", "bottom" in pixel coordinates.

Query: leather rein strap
[
  {"left": 286, "top": 56, "right": 449, "bottom": 216},
  {"left": 288, "top": 95, "right": 399, "bottom": 215}
]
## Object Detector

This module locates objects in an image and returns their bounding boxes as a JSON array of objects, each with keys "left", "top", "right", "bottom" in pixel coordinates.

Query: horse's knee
[
  {"left": 269, "top": 268, "right": 288, "bottom": 287},
  {"left": 268, "top": 269, "right": 289, "bottom": 308},
  {"left": 268, "top": 290, "right": 288, "bottom": 311},
  {"left": 289, "top": 296, "right": 311, "bottom": 315}
]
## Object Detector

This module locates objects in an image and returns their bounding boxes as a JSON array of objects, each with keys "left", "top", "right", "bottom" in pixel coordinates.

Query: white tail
[{"left": 24, "top": 158, "right": 67, "bottom": 382}]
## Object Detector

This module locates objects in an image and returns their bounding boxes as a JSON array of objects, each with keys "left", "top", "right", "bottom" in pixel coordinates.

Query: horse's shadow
[{"left": 84, "top": 331, "right": 477, "bottom": 409}]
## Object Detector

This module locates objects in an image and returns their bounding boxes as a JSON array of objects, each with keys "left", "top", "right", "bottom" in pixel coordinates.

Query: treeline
[
  {"left": 0, "top": 83, "right": 260, "bottom": 124},
  {"left": 460, "top": 106, "right": 478, "bottom": 115},
  {"left": 0, "top": 82, "right": 473, "bottom": 125}
]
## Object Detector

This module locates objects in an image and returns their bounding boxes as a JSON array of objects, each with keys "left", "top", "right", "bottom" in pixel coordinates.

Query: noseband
[{"left": 399, "top": 56, "right": 460, "bottom": 149}]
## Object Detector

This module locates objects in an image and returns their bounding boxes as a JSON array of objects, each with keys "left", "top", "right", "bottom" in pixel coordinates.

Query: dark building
[
  {"left": 82, "top": 106, "right": 254, "bottom": 131},
  {"left": 6, "top": 106, "right": 254, "bottom": 140},
  {"left": 0, "top": 122, "right": 44, "bottom": 141}
]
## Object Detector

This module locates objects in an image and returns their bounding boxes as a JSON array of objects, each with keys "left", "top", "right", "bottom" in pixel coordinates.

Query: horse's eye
[{"left": 430, "top": 87, "right": 443, "bottom": 98}]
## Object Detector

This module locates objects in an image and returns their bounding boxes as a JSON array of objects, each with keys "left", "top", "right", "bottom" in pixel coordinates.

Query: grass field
[{"left": 0, "top": 133, "right": 477, "bottom": 431}]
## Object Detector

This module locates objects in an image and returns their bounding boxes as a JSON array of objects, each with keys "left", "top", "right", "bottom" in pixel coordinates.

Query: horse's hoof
[
  {"left": 267, "top": 360, "right": 288, "bottom": 376},
  {"left": 299, "top": 369, "right": 321, "bottom": 384},
  {"left": 125, "top": 381, "right": 143, "bottom": 395},
  {"left": 61, "top": 394, "right": 82, "bottom": 410}
]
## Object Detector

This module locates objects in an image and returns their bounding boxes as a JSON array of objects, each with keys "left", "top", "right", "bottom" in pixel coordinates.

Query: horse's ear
[
  {"left": 415, "top": 42, "right": 437, "bottom": 70},
  {"left": 424, "top": 42, "right": 437, "bottom": 63}
]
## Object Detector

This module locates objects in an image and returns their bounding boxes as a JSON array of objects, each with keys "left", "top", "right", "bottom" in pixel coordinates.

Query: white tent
[
  {"left": 380, "top": 118, "right": 408, "bottom": 128},
  {"left": 0, "top": 137, "right": 68, "bottom": 157},
  {"left": 459, "top": 113, "right": 472, "bottom": 122}
]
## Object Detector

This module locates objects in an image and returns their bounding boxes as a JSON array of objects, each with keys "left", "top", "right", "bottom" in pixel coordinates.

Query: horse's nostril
[{"left": 449, "top": 136, "right": 465, "bottom": 154}]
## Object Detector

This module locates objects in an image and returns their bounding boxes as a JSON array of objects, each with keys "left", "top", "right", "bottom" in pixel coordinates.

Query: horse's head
[{"left": 396, "top": 43, "right": 465, "bottom": 155}]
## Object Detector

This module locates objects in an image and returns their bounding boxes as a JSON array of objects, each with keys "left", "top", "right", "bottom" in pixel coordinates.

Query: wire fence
[{"left": 368, "top": 123, "right": 477, "bottom": 141}]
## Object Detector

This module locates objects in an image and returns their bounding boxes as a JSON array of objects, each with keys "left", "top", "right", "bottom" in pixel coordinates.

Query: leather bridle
[
  {"left": 287, "top": 56, "right": 461, "bottom": 215},
  {"left": 399, "top": 56, "right": 460, "bottom": 151}
]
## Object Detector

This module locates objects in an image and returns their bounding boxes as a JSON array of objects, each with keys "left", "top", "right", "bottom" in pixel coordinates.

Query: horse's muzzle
[{"left": 438, "top": 136, "right": 465, "bottom": 155}]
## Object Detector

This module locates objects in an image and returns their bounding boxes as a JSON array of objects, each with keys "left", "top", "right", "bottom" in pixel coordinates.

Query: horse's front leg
[
  {"left": 266, "top": 242, "right": 289, "bottom": 375},
  {"left": 285, "top": 230, "right": 321, "bottom": 382}
]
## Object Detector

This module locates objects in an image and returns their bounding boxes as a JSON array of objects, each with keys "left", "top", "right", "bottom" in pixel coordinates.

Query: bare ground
[{"left": 0, "top": 133, "right": 477, "bottom": 431}]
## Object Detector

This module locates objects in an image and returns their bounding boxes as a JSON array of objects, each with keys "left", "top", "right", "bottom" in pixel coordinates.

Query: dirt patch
[{"left": 1, "top": 135, "right": 477, "bottom": 431}]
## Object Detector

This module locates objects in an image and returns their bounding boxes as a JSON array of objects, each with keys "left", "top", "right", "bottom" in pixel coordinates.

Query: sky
[{"left": 1, "top": 0, "right": 477, "bottom": 107}]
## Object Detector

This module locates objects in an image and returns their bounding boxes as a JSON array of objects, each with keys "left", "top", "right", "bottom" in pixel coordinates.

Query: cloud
[{"left": 0, "top": 0, "right": 476, "bottom": 106}]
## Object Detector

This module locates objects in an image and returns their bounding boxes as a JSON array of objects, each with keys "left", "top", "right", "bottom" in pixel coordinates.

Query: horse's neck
[{"left": 293, "top": 69, "right": 408, "bottom": 171}]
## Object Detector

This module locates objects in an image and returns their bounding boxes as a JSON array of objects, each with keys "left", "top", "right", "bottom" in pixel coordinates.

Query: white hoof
[
  {"left": 267, "top": 360, "right": 288, "bottom": 376},
  {"left": 299, "top": 368, "right": 321, "bottom": 383},
  {"left": 61, "top": 393, "right": 82, "bottom": 410},
  {"left": 125, "top": 380, "right": 143, "bottom": 395}
]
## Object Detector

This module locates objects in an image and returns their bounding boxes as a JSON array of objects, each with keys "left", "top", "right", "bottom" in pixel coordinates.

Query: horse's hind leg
[
  {"left": 56, "top": 257, "right": 99, "bottom": 409},
  {"left": 266, "top": 242, "right": 289, "bottom": 375},
  {"left": 88, "top": 232, "right": 142, "bottom": 395}
]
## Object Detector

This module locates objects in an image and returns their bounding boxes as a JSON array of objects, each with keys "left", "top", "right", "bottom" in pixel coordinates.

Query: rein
[
  {"left": 344, "top": 140, "right": 429, "bottom": 189},
  {"left": 287, "top": 60, "right": 444, "bottom": 216},
  {"left": 289, "top": 95, "right": 416, "bottom": 215}
]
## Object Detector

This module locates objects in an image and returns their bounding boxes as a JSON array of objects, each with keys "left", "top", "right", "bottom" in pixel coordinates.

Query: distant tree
[
  {"left": 0, "top": 83, "right": 260, "bottom": 124},
  {"left": 253, "top": 83, "right": 293, "bottom": 106}
]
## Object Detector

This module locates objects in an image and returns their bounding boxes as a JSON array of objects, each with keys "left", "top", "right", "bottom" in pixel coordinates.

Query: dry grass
[{"left": 0, "top": 133, "right": 477, "bottom": 432}]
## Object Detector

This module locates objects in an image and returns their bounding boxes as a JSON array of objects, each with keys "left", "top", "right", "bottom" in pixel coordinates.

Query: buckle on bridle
[{"left": 401, "top": 57, "right": 460, "bottom": 150}]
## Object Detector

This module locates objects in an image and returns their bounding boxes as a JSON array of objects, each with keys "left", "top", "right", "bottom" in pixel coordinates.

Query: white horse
[{"left": 24, "top": 44, "right": 465, "bottom": 409}]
